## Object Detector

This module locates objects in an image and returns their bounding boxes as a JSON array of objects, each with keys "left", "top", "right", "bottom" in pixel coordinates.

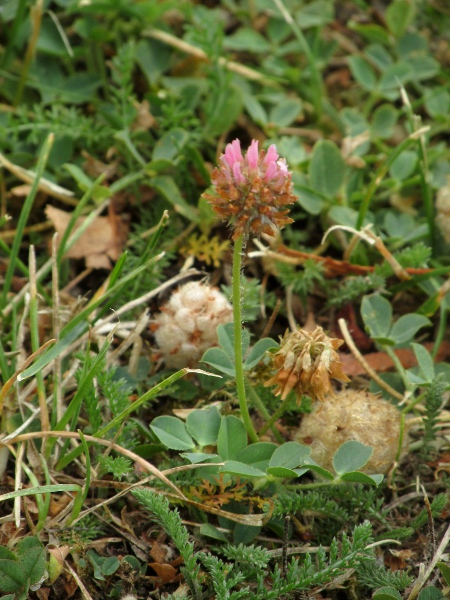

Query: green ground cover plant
[{"left": 0, "top": 0, "right": 450, "bottom": 598}]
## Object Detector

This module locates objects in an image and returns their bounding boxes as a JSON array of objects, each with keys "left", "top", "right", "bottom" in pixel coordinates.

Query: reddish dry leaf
[
  {"left": 148, "top": 562, "right": 181, "bottom": 585},
  {"left": 340, "top": 342, "right": 450, "bottom": 377},
  {"left": 46, "top": 204, "right": 128, "bottom": 269},
  {"left": 277, "top": 243, "right": 436, "bottom": 278},
  {"left": 384, "top": 553, "right": 406, "bottom": 571},
  {"left": 82, "top": 151, "right": 119, "bottom": 180},
  {"left": 48, "top": 494, "right": 73, "bottom": 517},
  {"left": 149, "top": 540, "right": 170, "bottom": 564}
]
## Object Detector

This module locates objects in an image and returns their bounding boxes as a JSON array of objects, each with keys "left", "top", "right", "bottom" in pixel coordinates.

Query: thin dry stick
[
  {"left": 144, "top": 28, "right": 278, "bottom": 86},
  {"left": 0, "top": 339, "right": 55, "bottom": 415},
  {"left": 0, "top": 152, "right": 76, "bottom": 206},
  {"left": 1, "top": 430, "right": 184, "bottom": 499},
  {"left": 407, "top": 522, "right": 450, "bottom": 600},
  {"left": 65, "top": 563, "right": 94, "bottom": 600},
  {"left": 51, "top": 233, "right": 63, "bottom": 423},
  {"left": 105, "top": 310, "right": 150, "bottom": 367},
  {"left": 0, "top": 220, "right": 53, "bottom": 241},
  {"left": 338, "top": 318, "right": 404, "bottom": 401},
  {"left": 285, "top": 285, "right": 297, "bottom": 332},
  {"left": 29, "top": 245, "right": 50, "bottom": 434},
  {"left": 13, "top": 443, "right": 25, "bottom": 528},
  {"left": 260, "top": 297, "right": 282, "bottom": 339},
  {"left": 95, "top": 267, "right": 201, "bottom": 326}
]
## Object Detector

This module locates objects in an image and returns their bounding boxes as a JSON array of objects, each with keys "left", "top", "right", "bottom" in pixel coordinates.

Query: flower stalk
[
  {"left": 202, "top": 138, "right": 297, "bottom": 443},
  {"left": 232, "top": 237, "right": 258, "bottom": 442}
]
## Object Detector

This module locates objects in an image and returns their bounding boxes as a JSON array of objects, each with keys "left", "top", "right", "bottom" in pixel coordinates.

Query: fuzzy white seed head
[
  {"left": 436, "top": 180, "right": 450, "bottom": 243},
  {"left": 153, "top": 281, "right": 233, "bottom": 368}
]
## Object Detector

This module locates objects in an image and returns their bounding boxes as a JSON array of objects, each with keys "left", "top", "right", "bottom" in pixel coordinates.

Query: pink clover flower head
[{"left": 202, "top": 139, "right": 297, "bottom": 240}]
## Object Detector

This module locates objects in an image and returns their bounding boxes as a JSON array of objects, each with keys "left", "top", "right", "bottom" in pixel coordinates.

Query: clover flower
[
  {"left": 202, "top": 139, "right": 296, "bottom": 240},
  {"left": 152, "top": 281, "right": 233, "bottom": 369},
  {"left": 264, "top": 327, "right": 350, "bottom": 403}
]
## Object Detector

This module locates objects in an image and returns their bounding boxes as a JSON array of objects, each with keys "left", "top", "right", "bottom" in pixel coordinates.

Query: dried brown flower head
[
  {"left": 264, "top": 326, "right": 350, "bottom": 402},
  {"left": 202, "top": 139, "right": 296, "bottom": 240}
]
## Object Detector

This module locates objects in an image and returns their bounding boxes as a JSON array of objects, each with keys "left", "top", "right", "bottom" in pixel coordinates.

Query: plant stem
[
  {"left": 232, "top": 237, "right": 258, "bottom": 443},
  {"left": 245, "top": 381, "right": 284, "bottom": 444},
  {"left": 384, "top": 345, "right": 411, "bottom": 391},
  {"left": 258, "top": 394, "right": 292, "bottom": 438}
]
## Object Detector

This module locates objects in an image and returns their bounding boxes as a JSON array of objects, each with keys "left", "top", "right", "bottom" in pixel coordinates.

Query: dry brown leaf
[
  {"left": 82, "top": 151, "right": 119, "bottom": 180},
  {"left": 46, "top": 204, "right": 128, "bottom": 269},
  {"left": 148, "top": 562, "right": 181, "bottom": 585},
  {"left": 340, "top": 341, "right": 450, "bottom": 377}
]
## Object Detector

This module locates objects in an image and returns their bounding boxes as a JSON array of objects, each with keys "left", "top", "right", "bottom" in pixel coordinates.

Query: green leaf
[
  {"left": 151, "top": 175, "right": 199, "bottom": 223},
  {"left": 199, "top": 523, "right": 228, "bottom": 542},
  {"left": 425, "top": 89, "right": 450, "bottom": 118},
  {"left": 348, "top": 56, "right": 377, "bottom": 91},
  {"left": 295, "top": 0, "right": 334, "bottom": 28},
  {"left": 63, "top": 73, "right": 103, "bottom": 104},
  {"left": 350, "top": 24, "right": 391, "bottom": 45},
  {"left": 437, "top": 562, "right": 450, "bottom": 586},
  {"left": 204, "top": 84, "right": 243, "bottom": 137},
  {"left": 219, "top": 461, "right": 266, "bottom": 478},
  {"left": 269, "top": 98, "right": 302, "bottom": 128},
  {"left": 150, "top": 416, "right": 195, "bottom": 451},
  {"left": 406, "top": 56, "right": 439, "bottom": 82},
  {"left": 101, "top": 557, "right": 120, "bottom": 576},
  {"left": 269, "top": 442, "right": 311, "bottom": 470},
  {"left": 309, "top": 140, "right": 346, "bottom": 198},
  {"left": 389, "top": 150, "right": 417, "bottom": 181},
  {"left": 266, "top": 466, "right": 302, "bottom": 478},
  {"left": 371, "top": 104, "right": 398, "bottom": 139},
  {"left": 201, "top": 347, "right": 236, "bottom": 377},
  {"left": 217, "top": 323, "right": 250, "bottom": 360},
  {"left": 224, "top": 28, "right": 271, "bottom": 53},
  {"left": 152, "top": 128, "right": 190, "bottom": 162},
  {"left": 244, "top": 338, "right": 278, "bottom": 370},
  {"left": 238, "top": 442, "right": 277, "bottom": 471},
  {"left": 332, "top": 441, "right": 373, "bottom": 475},
  {"left": 0, "top": 561, "right": 25, "bottom": 593},
  {"left": 365, "top": 43, "right": 393, "bottom": 71},
  {"left": 292, "top": 172, "right": 325, "bottom": 215},
  {"left": 186, "top": 406, "right": 221, "bottom": 446},
  {"left": 373, "top": 586, "right": 403, "bottom": 600},
  {"left": 302, "top": 461, "right": 335, "bottom": 480},
  {"left": 417, "top": 587, "right": 445, "bottom": 600},
  {"left": 340, "top": 471, "right": 383, "bottom": 486},
  {"left": 379, "top": 62, "right": 413, "bottom": 100},
  {"left": 180, "top": 453, "right": 219, "bottom": 464},
  {"left": 242, "top": 92, "right": 268, "bottom": 126},
  {"left": 386, "top": 0, "right": 415, "bottom": 38},
  {"left": 217, "top": 416, "right": 248, "bottom": 460},
  {"left": 361, "top": 293, "right": 393, "bottom": 340},
  {"left": 389, "top": 314, "right": 431, "bottom": 345}
]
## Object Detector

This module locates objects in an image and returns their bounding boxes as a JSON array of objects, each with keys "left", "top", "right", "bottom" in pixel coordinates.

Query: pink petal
[
  {"left": 263, "top": 144, "right": 279, "bottom": 166},
  {"left": 246, "top": 140, "right": 259, "bottom": 169},
  {"left": 264, "top": 161, "right": 277, "bottom": 181},
  {"left": 232, "top": 162, "right": 246, "bottom": 184},
  {"left": 224, "top": 146, "right": 236, "bottom": 168},
  {"left": 277, "top": 158, "right": 289, "bottom": 174},
  {"left": 231, "top": 139, "right": 243, "bottom": 159}
]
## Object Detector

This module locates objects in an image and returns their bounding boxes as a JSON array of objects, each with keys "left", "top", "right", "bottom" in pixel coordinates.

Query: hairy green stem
[
  {"left": 245, "top": 381, "right": 284, "bottom": 444},
  {"left": 258, "top": 394, "right": 292, "bottom": 438},
  {"left": 233, "top": 237, "right": 258, "bottom": 443},
  {"left": 384, "top": 346, "right": 411, "bottom": 391}
]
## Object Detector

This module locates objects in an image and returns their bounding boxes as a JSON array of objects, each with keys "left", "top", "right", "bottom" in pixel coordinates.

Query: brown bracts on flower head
[
  {"left": 264, "top": 326, "right": 350, "bottom": 403},
  {"left": 202, "top": 139, "right": 297, "bottom": 240}
]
